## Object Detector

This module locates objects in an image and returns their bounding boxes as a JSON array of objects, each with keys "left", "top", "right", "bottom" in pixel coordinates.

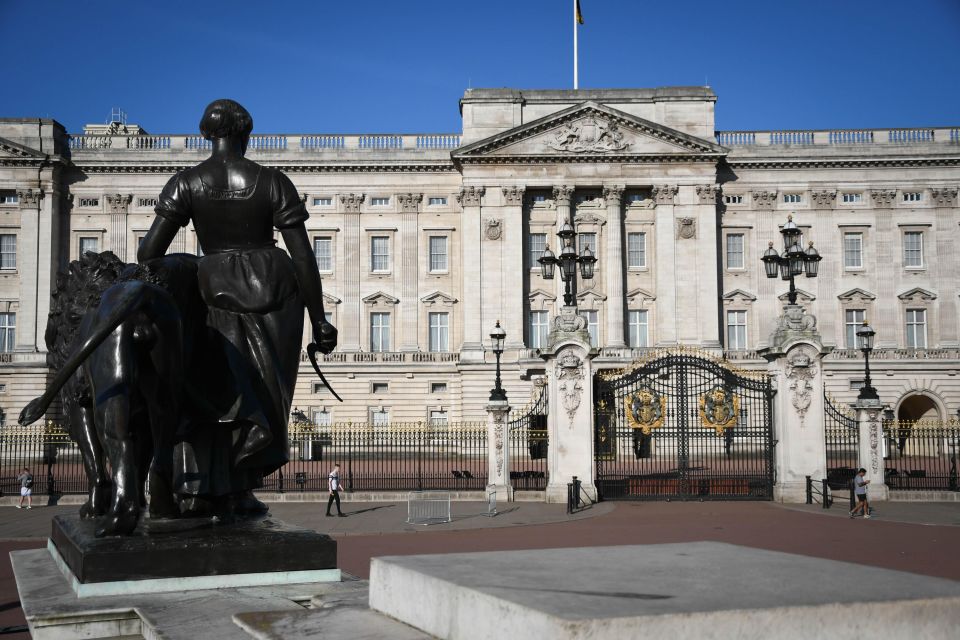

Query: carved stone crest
[
  {"left": 553, "top": 306, "right": 587, "bottom": 333},
  {"left": 547, "top": 116, "right": 630, "bottom": 153},
  {"left": 699, "top": 386, "right": 739, "bottom": 435},
  {"left": 492, "top": 409, "right": 507, "bottom": 478},
  {"left": 869, "top": 190, "right": 897, "bottom": 208},
  {"left": 557, "top": 351, "right": 584, "bottom": 429},
  {"left": 752, "top": 190, "right": 778, "bottom": 209},
  {"left": 625, "top": 384, "right": 665, "bottom": 434},
  {"left": 931, "top": 188, "right": 958, "bottom": 207},
  {"left": 676, "top": 217, "right": 697, "bottom": 240},
  {"left": 810, "top": 190, "right": 837, "bottom": 208},
  {"left": 866, "top": 408, "right": 881, "bottom": 475},
  {"left": 484, "top": 218, "right": 503, "bottom": 241},
  {"left": 785, "top": 346, "right": 818, "bottom": 425}
]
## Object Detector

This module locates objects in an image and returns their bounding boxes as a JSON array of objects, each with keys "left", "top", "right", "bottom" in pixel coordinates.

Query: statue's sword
[{"left": 306, "top": 343, "right": 343, "bottom": 402}]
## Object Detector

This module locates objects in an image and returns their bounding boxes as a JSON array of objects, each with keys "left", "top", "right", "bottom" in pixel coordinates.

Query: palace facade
[{"left": 0, "top": 87, "right": 958, "bottom": 427}]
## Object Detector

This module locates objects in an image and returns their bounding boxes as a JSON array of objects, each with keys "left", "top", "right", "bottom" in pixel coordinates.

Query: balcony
[
  {"left": 715, "top": 127, "right": 959, "bottom": 148},
  {"left": 68, "top": 133, "right": 462, "bottom": 154},
  {"left": 299, "top": 350, "right": 460, "bottom": 365}
]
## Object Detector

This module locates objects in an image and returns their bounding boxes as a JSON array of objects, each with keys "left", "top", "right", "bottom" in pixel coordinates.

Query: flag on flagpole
[{"left": 576, "top": 0, "right": 584, "bottom": 24}]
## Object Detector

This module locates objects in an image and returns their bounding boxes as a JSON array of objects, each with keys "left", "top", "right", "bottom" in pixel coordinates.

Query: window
[
  {"left": 531, "top": 194, "right": 546, "bottom": 203},
  {"left": 529, "top": 233, "right": 547, "bottom": 269},
  {"left": 371, "top": 197, "right": 390, "bottom": 206},
  {"left": 79, "top": 236, "right": 99, "bottom": 256},
  {"left": 428, "top": 236, "right": 448, "bottom": 272},
  {"left": 371, "top": 236, "right": 390, "bottom": 272},
  {"left": 78, "top": 198, "right": 99, "bottom": 207},
  {"left": 428, "top": 312, "right": 449, "bottom": 352},
  {"left": 529, "top": 310, "right": 549, "bottom": 349},
  {"left": 0, "top": 313, "right": 14, "bottom": 352},
  {"left": 906, "top": 309, "right": 927, "bottom": 348},
  {"left": 849, "top": 380, "right": 866, "bottom": 391},
  {"left": 428, "top": 197, "right": 447, "bottom": 206},
  {"left": 313, "top": 197, "right": 332, "bottom": 206},
  {"left": 370, "top": 408, "right": 389, "bottom": 426},
  {"left": 430, "top": 382, "right": 448, "bottom": 394},
  {"left": 628, "top": 193, "right": 646, "bottom": 203},
  {"left": 372, "top": 382, "right": 389, "bottom": 394},
  {"left": 903, "top": 231, "right": 923, "bottom": 268},
  {"left": 628, "top": 310, "right": 649, "bottom": 348},
  {"left": 429, "top": 410, "right": 448, "bottom": 426},
  {"left": 312, "top": 382, "right": 328, "bottom": 394},
  {"left": 579, "top": 310, "right": 599, "bottom": 347},
  {"left": 577, "top": 232, "right": 596, "bottom": 255},
  {"left": 725, "top": 234, "right": 744, "bottom": 269},
  {"left": 314, "top": 237, "right": 332, "bottom": 272},
  {"left": 627, "top": 232, "right": 646, "bottom": 268},
  {"left": 783, "top": 194, "right": 802, "bottom": 203},
  {"left": 726, "top": 310, "right": 747, "bottom": 350},
  {"left": 842, "top": 193, "right": 862, "bottom": 204},
  {"left": 724, "top": 194, "right": 743, "bottom": 204},
  {"left": 903, "top": 192, "right": 922, "bottom": 202},
  {"left": 137, "top": 197, "right": 158, "bottom": 208},
  {"left": 0, "top": 235, "right": 15, "bottom": 269},
  {"left": 845, "top": 309, "right": 865, "bottom": 348},
  {"left": 0, "top": 383, "right": 6, "bottom": 392},
  {"left": 370, "top": 312, "right": 390, "bottom": 351},
  {"left": 0, "top": 192, "right": 18, "bottom": 205},
  {"left": 313, "top": 409, "right": 332, "bottom": 427},
  {"left": 843, "top": 233, "right": 863, "bottom": 269}
]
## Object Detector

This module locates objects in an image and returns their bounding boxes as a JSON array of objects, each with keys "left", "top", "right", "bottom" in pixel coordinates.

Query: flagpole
[{"left": 573, "top": 0, "right": 579, "bottom": 89}]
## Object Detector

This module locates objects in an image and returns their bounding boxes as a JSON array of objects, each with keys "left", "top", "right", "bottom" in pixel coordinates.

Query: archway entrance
[{"left": 885, "top": 393, "right": 959, "bottom": 491}]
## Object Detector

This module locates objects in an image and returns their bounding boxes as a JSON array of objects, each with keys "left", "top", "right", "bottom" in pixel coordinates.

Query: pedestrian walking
[
  {"left": 849, "top": 468, "right": 871, "bottom": 519},
  {"left": 16, "top": 467, "right": 33, "bottom": 509},
  {"left": 326, "top": 463, "right": 345, "bottom": 517}
]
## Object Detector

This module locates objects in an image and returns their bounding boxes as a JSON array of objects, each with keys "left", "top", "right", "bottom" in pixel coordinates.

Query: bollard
[
  {"left": 805, "top": 475, "right": 812, "bottom": 504},
  {"left": 849, "top": 481, "right": 855, "bottom": 512},
  {"left": 822, "top": 479, "right": 830, "bottom": 509}
]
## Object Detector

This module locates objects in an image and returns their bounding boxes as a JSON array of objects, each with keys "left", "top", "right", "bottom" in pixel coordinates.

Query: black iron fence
[
  {"left": 882, "top": 418, "right": 960, "bottom": 491},
  {"left": 0, "top": 422, "right": 489, "bottom": 496},
  {"left": 823, "top": 393, "right": 859, "bottom": 490},
  {"left": 508, "top": 384, "right": 549, "bottom": 491}
]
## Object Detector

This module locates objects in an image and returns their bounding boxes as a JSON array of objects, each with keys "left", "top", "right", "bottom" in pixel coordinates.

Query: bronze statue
[{"left": 20, "top": 99, "right": 338, "bottom": 535}]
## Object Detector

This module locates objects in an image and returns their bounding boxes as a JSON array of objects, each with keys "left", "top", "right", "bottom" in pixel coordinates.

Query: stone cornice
[
  {"left": 727, "top": 157, "right": 960, "bottom": 170},
  {"left": 70, "top": 162, "right": 457, "bottom": 174},
  {"left": 456, "top": 153, "right": 721, "bottom": 166}
]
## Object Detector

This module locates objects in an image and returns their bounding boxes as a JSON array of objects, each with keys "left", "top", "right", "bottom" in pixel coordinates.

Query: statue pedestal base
[{"left": 50, "top": 514, "right": 338, "bottom": 596}]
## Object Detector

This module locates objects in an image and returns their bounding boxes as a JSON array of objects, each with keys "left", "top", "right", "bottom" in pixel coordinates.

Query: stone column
[
  {"left": 501, "top": 186, "right": 525, "bottom": 349},
  {"left": 105, "top": 193, "right": 132, "bottom": 259},
  {"left": 397, "top": 193, "right": 422, "bottom": 352},
  {"left": 854, "top": 399, "right": 890, "bottom": 501},
  {"left": 602, "top": 185, "right": 625, "bottom": 347},
  {"left": 652, "top": 185, "right": 678, "bottom": 345},
  {"left": 16, "top": 189, "right": 43, "bottom": 351},
  {"left": 694, "top": 185, "right": 722, "bottom": 348},
  {"left": 552, "top": 186, "right": 574, "bottom": 307},
  {"left": 542, "top": 310, "right": 596, "bottom": 503},
  {"left": 485, "top": 398, "right": 513, "bottom": 502},
  {"left": 458, "top": 186, "right": 485, "bottom": 360},
  {"left": 762, "top": 306, "right": 829, "bottom": 502},
  {"left": 339, "top": 193, "right": 364, "bottom": 352}
]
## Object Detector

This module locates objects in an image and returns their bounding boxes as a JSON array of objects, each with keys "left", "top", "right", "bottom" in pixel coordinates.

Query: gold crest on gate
[
  {"left": 699, "top": 386, "right": 739, "bottom": 435},
  {"left": 625, "top": 385, "right": 665, "bottom": 434}
]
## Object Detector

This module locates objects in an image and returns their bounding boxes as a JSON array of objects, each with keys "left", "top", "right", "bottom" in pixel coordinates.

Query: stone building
[{"left": 0, "top": 87, "right": 958, "bottom": 428}]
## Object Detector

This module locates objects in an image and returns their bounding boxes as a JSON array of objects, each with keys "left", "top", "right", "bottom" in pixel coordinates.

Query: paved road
[{"left": 2, "top": 500, "right": 959, "bottom": 638}]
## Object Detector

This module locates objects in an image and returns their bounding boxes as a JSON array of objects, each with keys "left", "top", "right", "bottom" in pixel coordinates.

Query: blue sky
[{"left": 1, "top": 0, "right": 958, "bottom": 134}]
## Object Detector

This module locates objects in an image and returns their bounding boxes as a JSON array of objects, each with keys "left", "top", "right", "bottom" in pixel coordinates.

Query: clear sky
[{"left": 1, "top": 0, "right": 958, "bottom": 134}]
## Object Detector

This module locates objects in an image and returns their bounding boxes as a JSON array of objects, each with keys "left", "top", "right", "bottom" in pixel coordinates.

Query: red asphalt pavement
[{"left": 2, "top": 502, "right": 959, "bottom": 639}]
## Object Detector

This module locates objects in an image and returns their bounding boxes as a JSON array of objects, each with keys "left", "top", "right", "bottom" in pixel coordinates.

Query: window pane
[
  {"left": 371, "top": 409, "right": 389, "bottom": 426},
  {"left": 429, "top": 312, "right": 449, "bottom": 352},
  {"left": 529, "top": 310, "right": 549, "bottom": 348},
  {"left": 529, "top": 233, "right": 546, "bottom": 269},
  {"left": 726, "top": 234, "right": 744, "bottom": 269},
  {"left": 844, "top": 309, "right": 865, "bottom": 348},
  {"left": 0, "top": 235, "right": 15, "bottom": 269},
  {"left": 314, "top": 237, "right": 332, "bottom": 271},
  {"left": 429, "top": 236, "right": 447, "bottom": 272},
  {"left": 627, "top": 233, "right": 646, "bottom": 268},
  {"left": 578, "top": 311, "right": 599, "bottom": 347},
  {"left": 371, "top": 236, "right": 389, "bottom": 271},
  {"left": 0, "top": 313, "right": 15, "bottom": 352},
  {"left": 843, "top": 233, "right": 863, "bottom": 269},
  {"left": 577, "top": 233, "right": 597, "bottom": 255},
  {"left": 904, "top": 232, "right": 923, "bottom": 267},
  {"left": 628, "top": 310, "right": 648, "bottom": 348},
  {"left": 370, "top": 312, "right": 390, "bottom": 351},
  {"left": 726, "top": 310, "right": 747, "bottom": 350},
  {"left": 906, "top": 309, "right": 926, "bottom": 348}
]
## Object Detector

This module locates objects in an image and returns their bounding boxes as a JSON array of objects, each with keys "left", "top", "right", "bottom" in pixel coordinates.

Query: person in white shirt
[{"left": 326, "top": 463, "right": 344, "bottom": 517}]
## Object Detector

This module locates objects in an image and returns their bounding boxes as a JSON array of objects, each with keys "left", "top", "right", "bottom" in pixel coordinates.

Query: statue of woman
[{"left": 138, "top": 99, "right": 337, "bottom": 514}]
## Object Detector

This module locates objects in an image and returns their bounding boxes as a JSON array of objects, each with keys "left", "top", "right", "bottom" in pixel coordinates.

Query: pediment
[
  {"left": 837, "top": 288, "right": 876, "bottom": 302},
  {"left": 0, "top": 137, "right": 45, "bottom": 160},
  {"left": 528, "top": 288, "right": 557, "bottom": 302},
  {"left": 723, "top": 289, "right": 757, "bottom": 303},
  {"left": 362, "top": 291, "right": 399, "bottom": 305},
  {"left": 577, "top": 289, "right": 607, "bottom": 306},
  {"left": 420, "top": 290, "right": 458, "bottom": 305},
  {"left": 452, "top": 102, "right": 725, "bottom": 164},
  {"left": 323, "top": 293, "right": 342, "bottom": 305},
  {"left": 898, "top": 287, "right": 936, "bottom": 302},
  {"left": 626, "top": 288, "right": 656, "bottom": 303},
  {"left": 778, "top": 288, "right": 816, "bottom": 303}
]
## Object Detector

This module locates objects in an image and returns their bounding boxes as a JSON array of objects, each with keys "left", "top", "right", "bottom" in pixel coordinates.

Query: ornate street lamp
[
  {"left": 539, "top": 220, "right": 598, "bottom": 306},
  {"left": 856, "top": 321, "right": 879, "bottom": 401},
  {"left": 760, "top": 214, "right": 822, "bottom": 305},
  {"left": 489, "top": 321, "right": 507, "bottom": 402}
]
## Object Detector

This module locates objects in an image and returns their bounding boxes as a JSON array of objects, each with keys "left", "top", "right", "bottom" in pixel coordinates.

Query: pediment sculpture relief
[{"left": 547, "top": 116, "right": 630, "bottom": 153}]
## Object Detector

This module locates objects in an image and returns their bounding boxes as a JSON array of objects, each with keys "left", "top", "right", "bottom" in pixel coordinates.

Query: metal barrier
[
  {"left": 508, "top": 384, "right": 549, "bottom": 491},
  {"left": 566, "top": 476, "right": 583, "bottom": 514},
  {"left": 804, "top": 475, "right": 833, "bottom": 509},
  {"left": 882, "top": 418, "right": 960, "bottom": 491},
  {"left": 824, "top": 392, "right": 859, "bottom": 490},
  {"left": 406, "top": 491, "right": 451, "bottom": 525}
]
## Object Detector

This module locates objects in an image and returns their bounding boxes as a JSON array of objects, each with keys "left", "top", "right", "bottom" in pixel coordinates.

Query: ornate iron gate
[
  {"left": 824, "top": 393, "right": 859, "bottom": 489},
  {"left": 594, "top": 351, "right": 775, "bottom": 501},
  {"left": 509, "top": 382, "right": 549, "bottom": 491}
]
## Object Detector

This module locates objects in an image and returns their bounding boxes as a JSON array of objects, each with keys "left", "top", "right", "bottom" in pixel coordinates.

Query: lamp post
[
  {"left": 489, "top": 321, "right": 507, "bottom": 403},
  {"left": 760, "top": 214, "right": 822, "bottom": 305},
  {"left": 856, "top": 321, "right": 879, "bottom": 401},
  {"left": 538, "top": 221, "right": 597, "bottom": 306}
]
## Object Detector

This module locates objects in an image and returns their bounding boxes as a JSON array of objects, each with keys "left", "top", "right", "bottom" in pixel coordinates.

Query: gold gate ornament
[
  {"left": 625, "top": 386, "right": 665, "bottom": 434},
  {"left": 699, "top": 386, "right": 739, "bottom": 435}
]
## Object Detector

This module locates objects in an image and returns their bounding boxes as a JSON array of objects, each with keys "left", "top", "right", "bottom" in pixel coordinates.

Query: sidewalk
[{"left": 776, "top": 501, "right": 960, "bottom": 527}]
